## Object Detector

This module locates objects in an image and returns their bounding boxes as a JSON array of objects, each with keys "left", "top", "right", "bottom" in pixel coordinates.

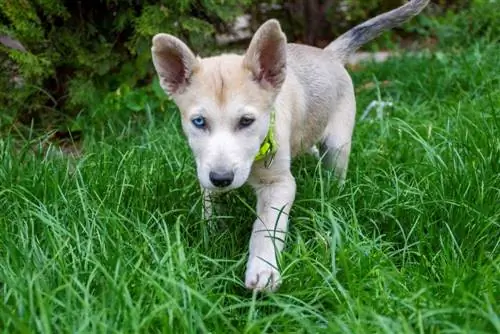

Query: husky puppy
[{"left": 151, "top": 0, "right": 430, "bottom": 291}]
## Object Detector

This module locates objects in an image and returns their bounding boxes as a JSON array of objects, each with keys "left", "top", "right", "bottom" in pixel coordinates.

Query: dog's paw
[
  {"left": 245, "top": 256, "right": 281, "bottom": 292},
  {"left": 308, "top": 145, "right": 321, "bottom": 159}
]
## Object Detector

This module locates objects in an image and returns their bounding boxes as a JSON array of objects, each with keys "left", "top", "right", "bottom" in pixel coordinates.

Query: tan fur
[{"left": 151, "top": 0, "right": 430, "bottom": 292}]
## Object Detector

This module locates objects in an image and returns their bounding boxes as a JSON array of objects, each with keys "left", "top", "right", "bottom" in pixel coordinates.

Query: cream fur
[{"left": 151, "top": 0, "right": 430, "bottom": 292}]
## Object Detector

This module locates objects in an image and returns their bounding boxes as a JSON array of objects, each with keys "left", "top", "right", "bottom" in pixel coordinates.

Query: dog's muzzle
[{"left": 209, "top": 171, "right": 234, "bottom": 188}]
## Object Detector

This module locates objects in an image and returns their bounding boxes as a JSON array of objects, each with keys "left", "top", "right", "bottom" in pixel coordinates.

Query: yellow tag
[{"left": 254, "top": 109, "right": 278, "bottom": 166}]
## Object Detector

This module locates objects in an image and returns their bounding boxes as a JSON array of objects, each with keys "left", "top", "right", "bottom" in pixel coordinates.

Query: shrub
[
  {"left": 0, "top": 0, "right": 494, "bottom": 136},
  {"left": 249, "top": 0, "right": 470, "bottom": 48},
  {"left": 0, "top": 0, "right": 249, "bottom": 132}
]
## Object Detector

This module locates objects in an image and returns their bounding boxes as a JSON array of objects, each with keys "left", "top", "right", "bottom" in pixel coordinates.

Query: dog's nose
[{"left": 209, "top": 171, "right": 234, "bottom": 188}]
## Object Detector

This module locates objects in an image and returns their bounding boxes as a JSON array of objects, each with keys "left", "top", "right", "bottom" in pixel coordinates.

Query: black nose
[{"left": 209, "top": 171, "right": 234, "bottom": 188}]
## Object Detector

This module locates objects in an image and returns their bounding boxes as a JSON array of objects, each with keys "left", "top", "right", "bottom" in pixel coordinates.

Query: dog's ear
[
  {"left": 151, "top": 34, "right": 199, "bottom": 95},
  {"left": 243, "top": 19, "right": 287, "bottom": 90}
]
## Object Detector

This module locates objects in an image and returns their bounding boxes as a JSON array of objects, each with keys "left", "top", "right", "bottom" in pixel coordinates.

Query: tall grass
[{"left": 0, "top": 38, "right": 498, "bottom": 334}]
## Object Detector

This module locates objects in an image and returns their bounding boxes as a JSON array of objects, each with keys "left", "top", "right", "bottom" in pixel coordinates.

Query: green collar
[{"left": 254, "top": 109, "right": 278, "bottom": 166}]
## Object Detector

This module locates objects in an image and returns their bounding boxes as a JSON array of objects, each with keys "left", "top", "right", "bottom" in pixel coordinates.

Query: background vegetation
[
  {"left": 1, "top": 0, "right": 495, "bottom": 137},
  {"left": 0, "top": 0, "right": 498, "bottom": 332}
]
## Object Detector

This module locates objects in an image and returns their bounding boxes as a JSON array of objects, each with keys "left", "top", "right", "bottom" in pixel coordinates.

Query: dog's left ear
[{"left": 243, "top": 19, "right": 287, "bottom": 91}]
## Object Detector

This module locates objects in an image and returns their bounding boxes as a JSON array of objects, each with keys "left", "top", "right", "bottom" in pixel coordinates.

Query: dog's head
[{"left": 152, "top": 20, "right": 287, "bottom": 191}]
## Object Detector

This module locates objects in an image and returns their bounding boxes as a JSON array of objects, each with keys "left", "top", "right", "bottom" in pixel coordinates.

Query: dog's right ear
[{"left": 151, "top": 34, "right": 199, "bottom": 95}]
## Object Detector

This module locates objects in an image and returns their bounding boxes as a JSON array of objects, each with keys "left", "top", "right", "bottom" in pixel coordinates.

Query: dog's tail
[{"left": 324, "top": 0, "right": 430, "bottom": 64}]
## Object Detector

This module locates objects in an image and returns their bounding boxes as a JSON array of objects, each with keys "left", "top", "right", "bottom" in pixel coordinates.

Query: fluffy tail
[{"left": 325, "top": 0, "right": 430, "bottom": 63}]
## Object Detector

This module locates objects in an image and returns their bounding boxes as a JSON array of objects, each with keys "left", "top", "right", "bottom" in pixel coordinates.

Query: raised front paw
[{"left": 245, "top": 256, "right": 281, "bottom": 292}]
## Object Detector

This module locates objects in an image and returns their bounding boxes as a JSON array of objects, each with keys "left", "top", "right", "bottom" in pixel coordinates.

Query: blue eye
[{"left": 191, "top": 116, "right": 206, "bottom": 129}]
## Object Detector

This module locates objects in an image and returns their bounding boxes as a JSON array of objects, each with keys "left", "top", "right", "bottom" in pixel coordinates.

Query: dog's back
[
  {"left": 282, "top": 0, "right": 430, "bottom": 157},
  {"left": 282, "top": 44, "right": 352, "bottom": 155}
]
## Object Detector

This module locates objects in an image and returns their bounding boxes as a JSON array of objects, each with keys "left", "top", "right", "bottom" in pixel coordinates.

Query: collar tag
[{"left": 254, "top": 109, "right": 278, "bottom": 168}]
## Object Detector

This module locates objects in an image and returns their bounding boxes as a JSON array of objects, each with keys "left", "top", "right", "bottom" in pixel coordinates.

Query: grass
[{"left": 1, "top": 37, "right": 499, "bottom": 333}]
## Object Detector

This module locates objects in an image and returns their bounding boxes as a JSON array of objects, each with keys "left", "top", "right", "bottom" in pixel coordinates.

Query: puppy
[{"left": 151, "top": 0, "right": 430, "bottom": 292}]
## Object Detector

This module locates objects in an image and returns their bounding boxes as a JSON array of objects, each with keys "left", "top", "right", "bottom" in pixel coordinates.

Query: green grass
[{"left": 1, "top": 38, "right": 499, "bottom": 333}]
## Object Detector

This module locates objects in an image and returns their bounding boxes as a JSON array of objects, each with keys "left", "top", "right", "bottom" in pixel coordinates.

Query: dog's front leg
[
  {"left": 245, "top": 171, "right": 296, "bottom": 291},
  {"left": 202, "top": 188, "right": 225, "bottom": 220},
  {"left": 202, "top": 189, "right": 214, "bottom": 220}
]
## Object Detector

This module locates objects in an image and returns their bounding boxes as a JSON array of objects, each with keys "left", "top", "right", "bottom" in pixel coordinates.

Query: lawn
[{"left": 1, "top": 37, "right": 499, "bottom": 333}]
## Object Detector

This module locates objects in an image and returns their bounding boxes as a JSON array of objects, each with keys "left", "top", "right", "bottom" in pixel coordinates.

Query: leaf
[
  {"left": 124, "top": 90, "right": 147, "bottom": 112},
  {"left": 152, "top": 76, "right": 168, "bottom": 101}
]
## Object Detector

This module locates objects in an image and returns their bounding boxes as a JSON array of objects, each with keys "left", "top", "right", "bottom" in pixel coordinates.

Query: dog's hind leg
[{"left": 320, "top": 89, "right": 356, "bottom": 185}]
